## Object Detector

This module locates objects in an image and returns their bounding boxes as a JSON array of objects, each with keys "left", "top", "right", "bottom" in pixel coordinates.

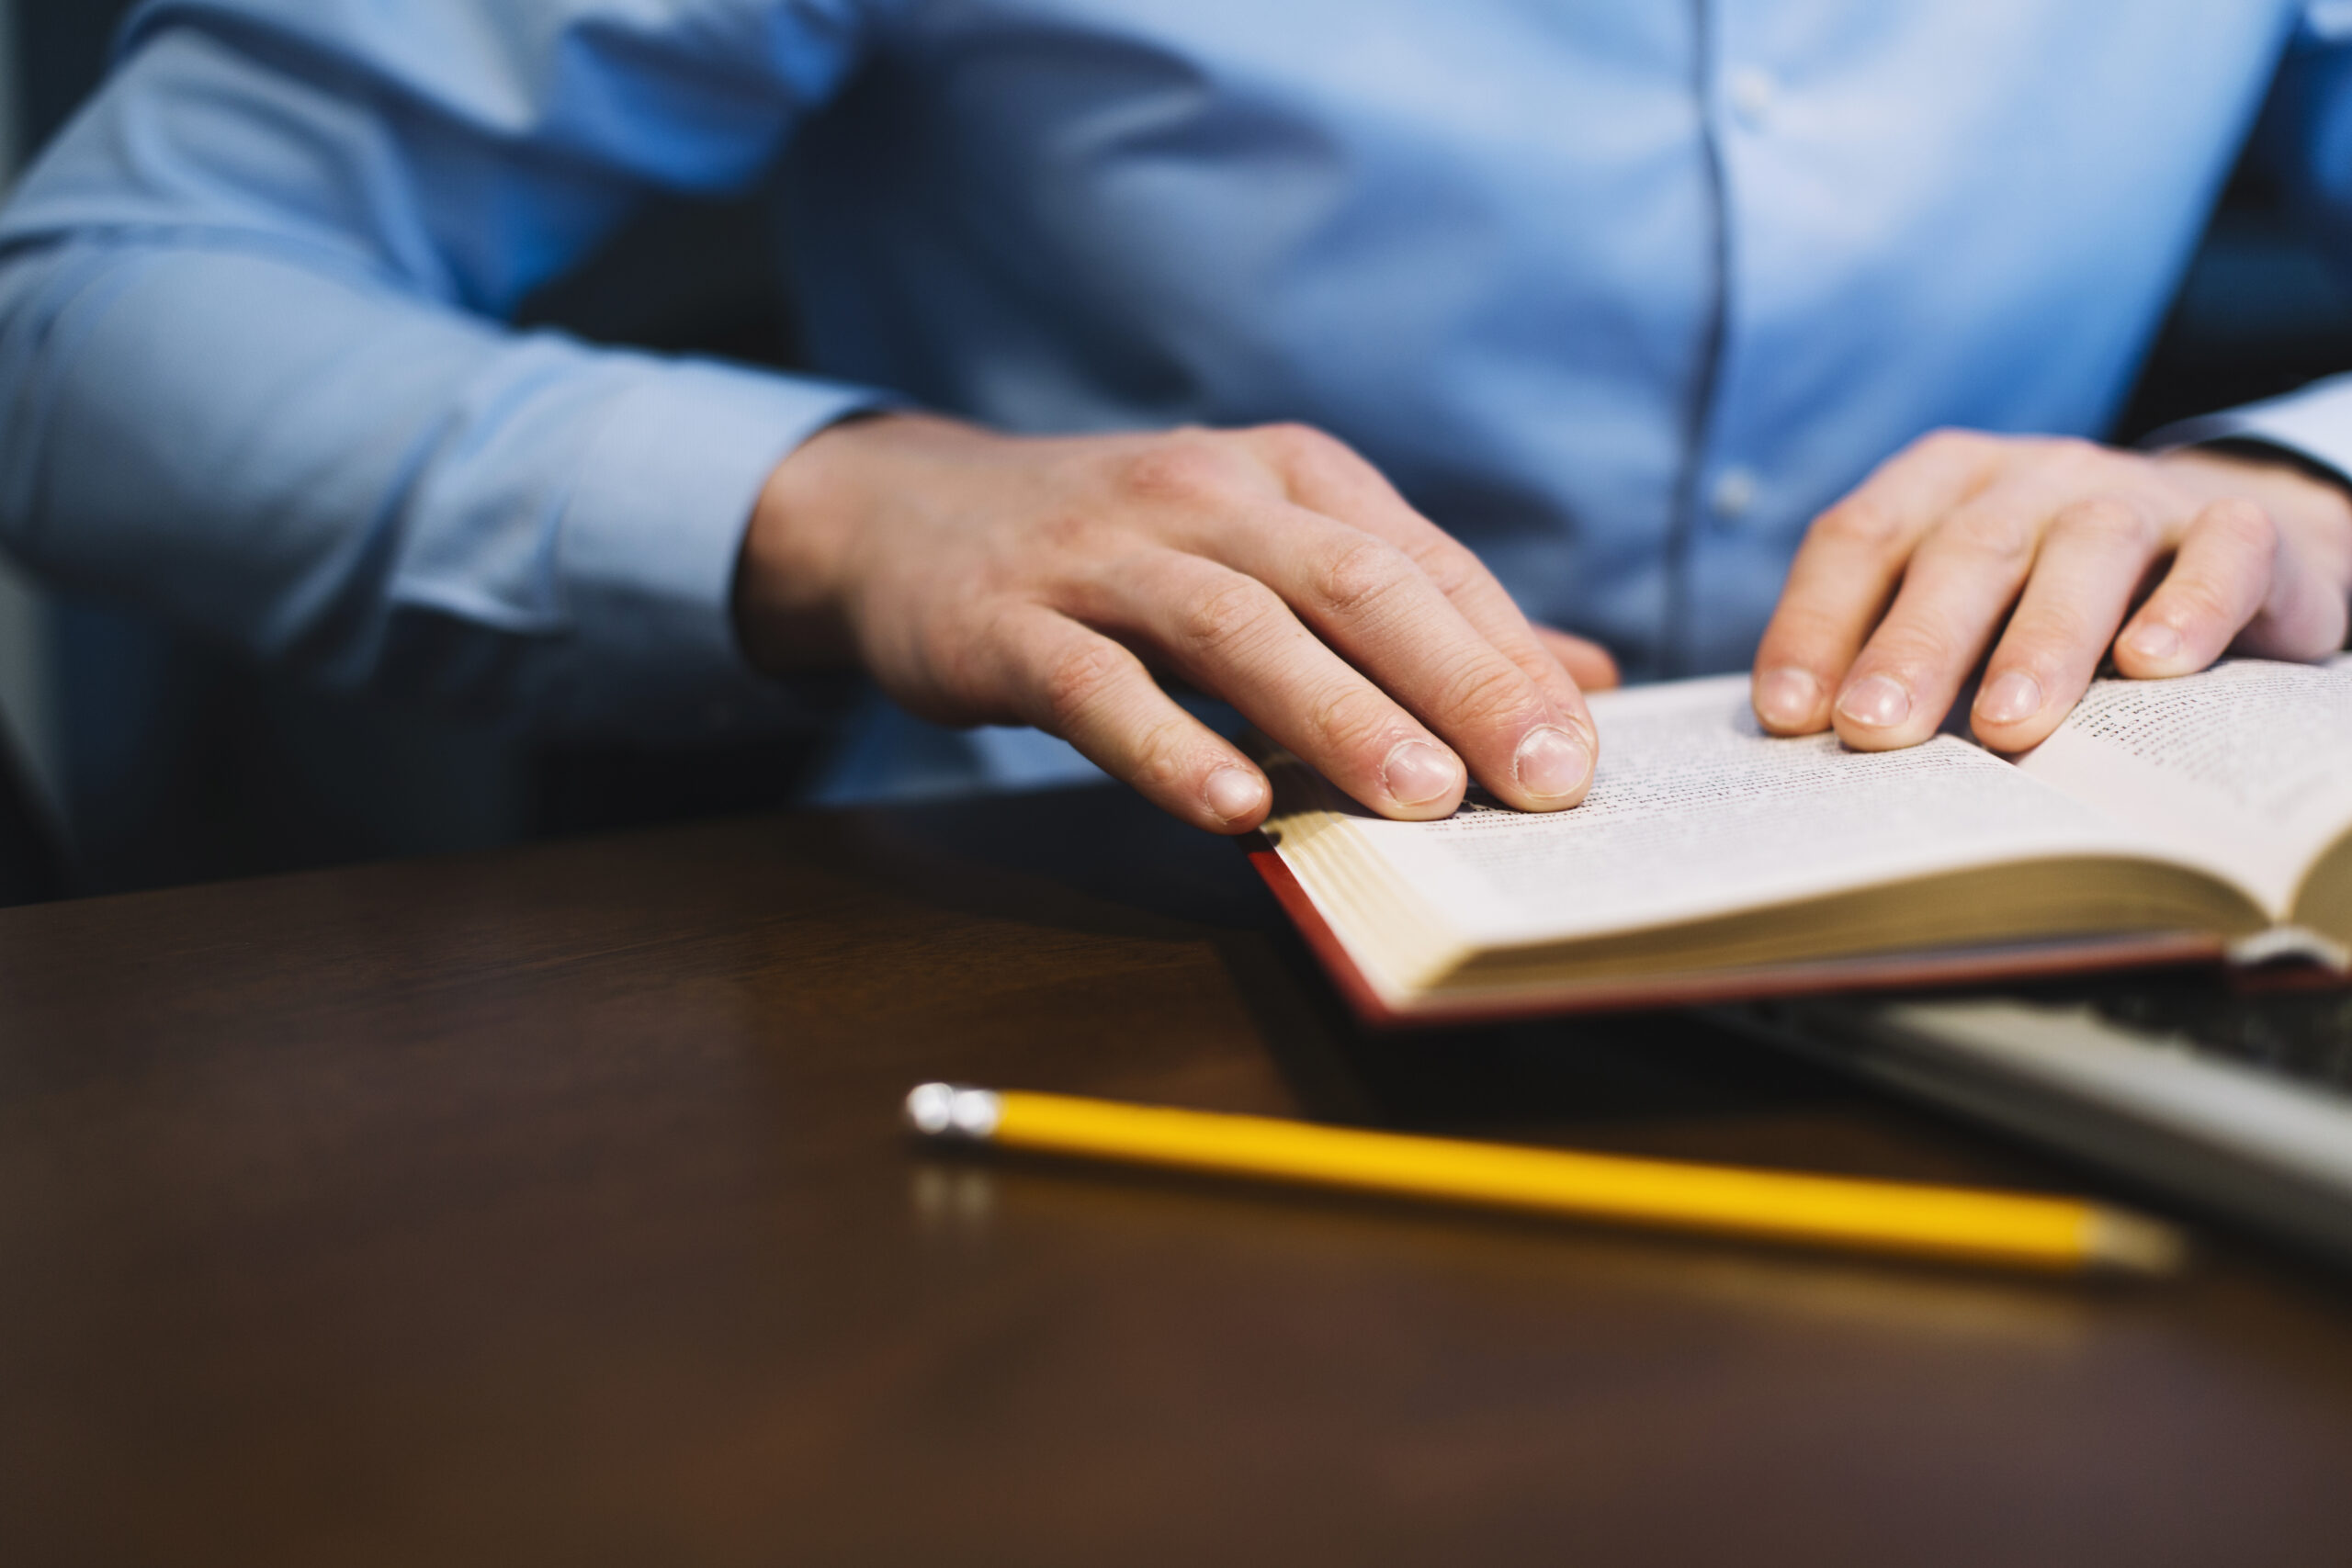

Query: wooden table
[{"left": 6, "top": 784, "right": 2351, "bottom": 1566}]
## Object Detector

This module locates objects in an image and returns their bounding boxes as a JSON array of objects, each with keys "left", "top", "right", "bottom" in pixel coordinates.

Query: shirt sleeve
[
  {"left": 0, "top": 0, "right": 897, "bottom": 739},
  {"left": 2143, "top": 7, "right": 2352, "bottom": 482}
]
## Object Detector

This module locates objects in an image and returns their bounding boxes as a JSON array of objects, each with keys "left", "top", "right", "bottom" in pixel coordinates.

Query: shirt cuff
[
  {"left": 557, "top": 355, "right": 894, "bottom": 735},
  {"left": 2143, "top": 372, "right": 2352, "bottom": 489}
]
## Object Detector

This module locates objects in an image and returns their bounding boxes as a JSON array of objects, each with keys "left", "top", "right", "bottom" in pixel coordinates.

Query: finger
[
  {"left": 1065, "top": 548, "right": 1470, "bottom": 819},
  {"left": 2237, "top": 521, "right": 2351, "bottom": 660},
  {"left": 990, "top": 606, "right": 1274, "bottom": 833},
  {"left": 2117, "top": 499, "right": 2338, "bottom": 671},
  {"left": 1971, "top": 496, "right": 2172, "bottom": 750},
  {"left": 1172, "top": 502, "right": 1595, "bottom": 810},
  {"left": 1532, "top": 626, "right": 1622, "bottom": 690},
  {"left": 1242, "top": 423, "right": 1597, "bottom": 715},
  {"left": 1829, "top": 483, "right": 2083, "bottom": 750},
  {"left": 1753, "top": 430, "right": 2003, "bottom": 734}
]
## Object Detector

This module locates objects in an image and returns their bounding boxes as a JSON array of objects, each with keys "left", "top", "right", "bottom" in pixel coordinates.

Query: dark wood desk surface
[{"left": 6, "top": 784, "right": 2352, "bottom": 1566}]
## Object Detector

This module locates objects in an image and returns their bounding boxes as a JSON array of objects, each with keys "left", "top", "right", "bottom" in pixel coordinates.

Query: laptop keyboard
[{"left": 2074, "top": 979, "right": 2352, "bottom": 1093}]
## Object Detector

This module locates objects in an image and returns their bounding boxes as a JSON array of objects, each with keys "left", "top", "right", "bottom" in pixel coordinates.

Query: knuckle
[
  {"left": 2016, "top": 599, "right": 2104, "bottom": 652},
  {"left": 1402, "top": 533, "right": 1486, "bottom": 598},
  {"left": 1255, "top": 421, "right": 1338, "bottom": 463},
  {"left": 1127, "top": 716, "right": 1195, "bottom": 793},
  {"left": 1764, "top": 599, "right": 1856, "bottom": 652},
  {"left": 1860, "top": 614, "right": 1968, "bottom": 677},
  {"left": 1258, "top": 421, "right": 1366, "bottom": 487},
  {"left": 1915, "top": 427, "right": 1974, "bottom": 459},
  {"left": 1304, "top": 682, "right": 1396, "bottom": 758},
  {"left": 1856, "top": 643, "right": 1945, "bottom": 689},
  {"left": 1117, "top": 436, "right": 1232, "bottom": 506},
  {"left": 2205, "top": 497, "right": 2279, "bottom": 559},
  {"left": 2159, "top": 575, "right": 2239, "bottom": 630},
  {"left": 1435, "top": 656, "right": 1536, "bottom": 731},
  {"left": 1038, "top": 640, "right": 1125, "bottom": 728},
  {"left": 1942, "top": 504, "right": 2038, "bottom": 563},
  {"left": 1813, "top": 496, "right": 1905, "bottom": 553},
  {"left": 2046, "top": 435, "right": 2105, "bottom": 470},
  {"left": 1313, "top": 536, "right": 1417, "bottom": 618},
  {"left": 2053, "top": 495, "right": 2154, "bottom": 552},
  {"left": 1032, "top": 509, "right": 1098, "bottom": 555},
  {"left": 2015, "top": 434, "right": 2108, "bottom": 484},
  {"left": 922, "top": 603, "right": 1019, "bottom": 717},
  {"left": 1177, "top": 574, "right": 1278, "bottom": 658}
]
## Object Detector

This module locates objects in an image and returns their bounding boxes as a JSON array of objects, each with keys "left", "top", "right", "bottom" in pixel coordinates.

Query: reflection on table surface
[{"left": 4, "top": 782, "right": 2351, "bottom": 1566}]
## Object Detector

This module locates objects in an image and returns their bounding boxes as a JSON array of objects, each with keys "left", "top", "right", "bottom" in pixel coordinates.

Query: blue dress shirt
[{"left": 4, "top": 2, "right": 2352, "bottom": 793}]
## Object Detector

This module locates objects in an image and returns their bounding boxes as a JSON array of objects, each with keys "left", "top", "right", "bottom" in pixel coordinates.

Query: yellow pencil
[{"left": 903, "top": 1083, "right": 2187, "bottom": 1277}]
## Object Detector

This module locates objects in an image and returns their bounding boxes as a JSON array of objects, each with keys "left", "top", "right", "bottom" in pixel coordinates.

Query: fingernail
[
  {"left": 1204, "top": 767, "right": 1266, "bottom": 823},
  {"left": 1755, "top": 667, "right": 1822, "bottom": 729},
  {"left": 1836, "top": 673, "right": 1912, "bottom": 729},
  {"left": 1975, "top": 670, "right": 2045, "bottom": 726},
  {"left": 1514, "top": 724, "right": 1594, "bottom": 801},
  {"left": 1382, "top": 739, "right": 1463, "bottom": 807},
  {"left": 2124, "top": 622, "right": 2183, "bottom": 663}
]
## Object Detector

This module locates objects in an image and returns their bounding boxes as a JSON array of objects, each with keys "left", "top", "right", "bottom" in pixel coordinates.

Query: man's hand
[
  {"left": 1751, "top": 431, "right": 2352, "bottom": 751},
  {"left": 735, "top": 413, "right": 1616, "bottom": 833}
]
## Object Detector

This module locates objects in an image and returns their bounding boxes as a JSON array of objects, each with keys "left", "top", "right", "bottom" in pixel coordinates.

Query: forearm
[
  {"left": 0, "top": 0, "right": 893, "bottom": 739},
  {"left": 0, "top": 235, "right": 879, "bottom": 739}
]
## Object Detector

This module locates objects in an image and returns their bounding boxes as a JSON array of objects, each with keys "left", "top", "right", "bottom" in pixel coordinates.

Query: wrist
[
  {"left": 2154, "top": 443, "right": 2352, "bottom": 537},
  {"left": 733, "top": 412, "right": 898, "bottom": 673}
]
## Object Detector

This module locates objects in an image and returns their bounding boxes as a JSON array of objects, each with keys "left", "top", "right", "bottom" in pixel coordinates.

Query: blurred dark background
[{"left": 4, "top": 0, "right": 2352, "bottom": 905}]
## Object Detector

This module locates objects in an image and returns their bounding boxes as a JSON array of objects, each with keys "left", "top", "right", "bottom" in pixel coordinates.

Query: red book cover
[{"left": 1245, "top": 840, "right": 2225, "bottom": 1030}]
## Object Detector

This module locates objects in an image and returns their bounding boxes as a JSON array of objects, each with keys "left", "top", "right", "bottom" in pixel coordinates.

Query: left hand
[{"left": 1750, "top": 431, "right": 2352, "bottom": 751}]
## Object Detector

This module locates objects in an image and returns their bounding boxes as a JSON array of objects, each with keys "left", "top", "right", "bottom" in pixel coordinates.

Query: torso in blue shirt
[
  {"left": 783, "top": 0, "right": 2294, "bottom": 679},
  {"left": 1, "top": 0, "right": 2338, "bottom": 798}
]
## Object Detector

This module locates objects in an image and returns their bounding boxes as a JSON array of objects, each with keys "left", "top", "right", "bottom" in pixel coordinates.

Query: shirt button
[
  {"left": 1709, "top": 466, "right": 1758, "bottom": 521},
  {"left": 1725, "top": 65, "right": 1777, "bottom": 130}
]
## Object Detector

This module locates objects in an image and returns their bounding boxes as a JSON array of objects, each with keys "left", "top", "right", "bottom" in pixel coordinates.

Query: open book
[{"left": 1251, "top": 658, "right": 2352, "bottom": 1023}]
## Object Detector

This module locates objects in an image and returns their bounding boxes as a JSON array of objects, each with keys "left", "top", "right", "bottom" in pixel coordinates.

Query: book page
[
  {"left": 2014, "top": 657, "right": 2352, "bottom": 919},
  {"left": 1316, "top": 675, "right": 2169, "bottom": 950}
]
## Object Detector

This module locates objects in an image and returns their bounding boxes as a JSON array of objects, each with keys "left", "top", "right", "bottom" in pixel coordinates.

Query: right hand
[{"left": 733, "top": 412, "right": 1615, "bottom": 834}]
